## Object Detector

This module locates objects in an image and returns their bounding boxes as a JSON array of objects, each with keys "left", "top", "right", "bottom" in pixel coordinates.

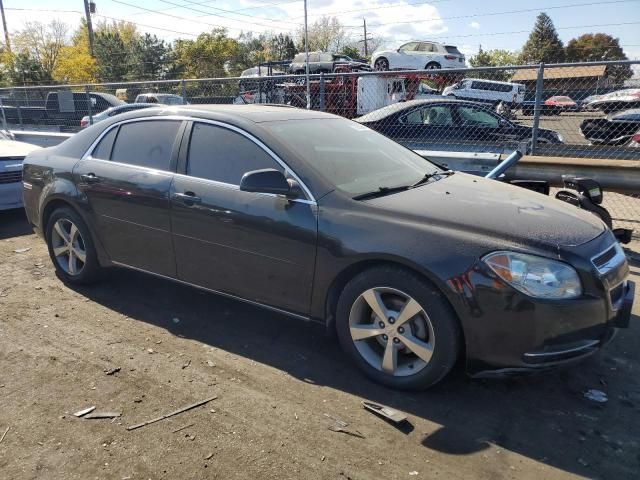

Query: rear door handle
[
  {"left": 80, "top": 173, "right": 100, "bottom": 184},
  {"left": 173, "top": 192, "right": 202, "bottom": 206}
]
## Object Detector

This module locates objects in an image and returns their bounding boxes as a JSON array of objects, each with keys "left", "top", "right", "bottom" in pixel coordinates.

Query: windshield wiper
[
  {"left": 410, "top": 170, "right": 455, "bottom": 188},
  {"left": 352, "top": 185, "right": 411, "bottom": 200}
]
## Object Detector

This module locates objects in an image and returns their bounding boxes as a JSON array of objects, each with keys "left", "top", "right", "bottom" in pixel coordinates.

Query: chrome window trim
[{"left": 81, "top": 115, "right": 317, "bottom": 204}]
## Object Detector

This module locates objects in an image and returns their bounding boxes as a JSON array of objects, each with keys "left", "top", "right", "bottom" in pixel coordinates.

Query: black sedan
[
  {"left": 22, "top": 105, "right": 634, "bottom": 390},
  {"left": 580, "top": 109, "right": 640, "bottom": 145},
  {"left": 355, "top": 99, "right": 564, "bottom": 147}
]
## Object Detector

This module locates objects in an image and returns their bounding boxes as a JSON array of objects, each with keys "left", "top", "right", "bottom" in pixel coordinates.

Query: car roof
[{"left": 354, "top": 98, "right": 485, "bottom": 122}]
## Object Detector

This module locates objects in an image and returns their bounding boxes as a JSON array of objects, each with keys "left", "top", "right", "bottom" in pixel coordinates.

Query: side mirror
[{"left": 240, "top": 168, "right": 300, "bottom": 198}]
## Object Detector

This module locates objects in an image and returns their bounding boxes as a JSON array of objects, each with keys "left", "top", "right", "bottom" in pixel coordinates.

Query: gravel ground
[{"left": 1, "top": 208, "right": 639, "bottom": 480}]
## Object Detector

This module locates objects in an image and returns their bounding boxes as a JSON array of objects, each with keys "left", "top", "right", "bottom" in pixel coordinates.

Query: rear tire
[
  {"left": 46, "top": 207, "right": 103, "bottom": 285},
  {"left": 335, "top": 266, "right": 461, "bottom": 390},
  {"left": 425, "top": 62, "right": 441, "bottom": 70},
  {"left": 374, "top": 58, "right": 389, "bottom": 71}
]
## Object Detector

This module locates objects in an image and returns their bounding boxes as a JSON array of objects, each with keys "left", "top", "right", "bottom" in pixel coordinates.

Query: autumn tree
[
  {"left": 298, "top": 16, "right": 347, "bottom": 52},
  {"left": 172, "top": 29, "right": 240, "bottom": 78},
  {"left": 12, "top": 20, "right": 68, "bottom": 79},
  {"left": 53, "top": 44, "right": 96, "bottom": 83},
  {"left": 520, "top": 13, "right": 565, "bottom": 64},
  {"left": 565, "top": 33, "right": 632, "bottom": 82}
]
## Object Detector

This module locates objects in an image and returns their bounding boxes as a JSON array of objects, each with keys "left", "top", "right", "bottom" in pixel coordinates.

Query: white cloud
[{"left": 469, "top": 21, "right": 480, "bottom": 29}]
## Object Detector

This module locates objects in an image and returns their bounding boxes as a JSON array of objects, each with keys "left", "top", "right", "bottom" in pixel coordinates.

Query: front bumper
[
  {"left": 452, "top": 233, "right": 634, "bottom": 375},
  {"left": 0, "top": 179, "right": 23, "bottom": 210}
]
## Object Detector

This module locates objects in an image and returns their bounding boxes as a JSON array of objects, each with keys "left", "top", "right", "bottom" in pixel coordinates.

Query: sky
[{"left": 2, "top": 0, "right": 640, "bottom": 60}]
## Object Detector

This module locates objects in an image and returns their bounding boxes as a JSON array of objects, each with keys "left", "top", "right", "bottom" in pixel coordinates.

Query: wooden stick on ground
[
  {"left": 0, "top": 426, "right": 10, "bottom": 444},
  {"left": 127, "top": 395, "right": 217, "bottom": 431}
]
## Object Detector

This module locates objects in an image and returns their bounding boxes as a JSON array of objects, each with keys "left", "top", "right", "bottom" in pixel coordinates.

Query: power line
[
  {"left": 290, "top": 0, "right": 453, "bottom": 20},
  {"left": 344, "top": 0, "right": 640, "bottom": 29},
  {"left": 109, "top": 0, "right": 299, "bottom": 32}
]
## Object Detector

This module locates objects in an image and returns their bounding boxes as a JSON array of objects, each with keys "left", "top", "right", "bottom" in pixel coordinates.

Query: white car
[
  {"left": 371, "top": 41, "right": 465, "bottom": 71},
  {"left": 0, "top": 131, "right": 41, "bottom": 210}
]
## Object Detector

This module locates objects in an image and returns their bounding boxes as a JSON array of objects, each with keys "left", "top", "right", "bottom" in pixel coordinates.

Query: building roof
[{"left": 511, "top": 65, "right": 607, "bottom": 81}]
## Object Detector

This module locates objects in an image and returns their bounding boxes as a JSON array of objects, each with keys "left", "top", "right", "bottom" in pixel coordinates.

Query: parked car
[
  {"left": 288, "top": 52, "right": 371, "bottom": 74},
  {"left": 354, "top": 99, "right": 563, "bottom": 147},
  {"left": 629, "top": 129, "right": 640, "bottom": 147},
  {"left": 372, "top": 41, "right": 465, "bottom": 71},
  {"left": 1, "top": 131, "right": 40, "bottom": 210},
  {"left": 578, "top": 94, "right": 603, "bottom": 111},
  {"left": 0, "top": 91, "right": 124, "bottom": 128},
  {"left": 442, "top": 78, "right": 525, "bottom": 106},
  {"left": 80, "top": 103, "right": 159, "bottom": 129},
  {"left": 580, "top": 109, "right": 640, "bottom": 145},
  {"left": 587, "top": 88, "right": 640, "bottom": 113},
  {"left": 22, "top": 105, "right": 633, "bottom": 390},
  {"left": 543, "top": 95, "right": 578, "bottom": 115},
  {"left": 134, "top": 93, "right": 188, "bottom": 105}
]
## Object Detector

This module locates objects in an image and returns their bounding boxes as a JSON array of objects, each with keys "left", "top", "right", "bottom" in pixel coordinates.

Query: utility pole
[
  {"left": 83, "top": 0, "right": 95, "bottom": 57},
  {"left": 363, "top": 19, "right": 368, "bottom": 57},
  {"left": 0, "top": 0, "right": 11, "bottom": 54},
  {"left": 303, "top": 0, "right": 310, "bottom": 109}
]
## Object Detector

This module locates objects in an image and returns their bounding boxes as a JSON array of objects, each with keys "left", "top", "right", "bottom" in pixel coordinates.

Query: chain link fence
[{"left": 1, "top": 60, "right": 639, "bottom": 247}]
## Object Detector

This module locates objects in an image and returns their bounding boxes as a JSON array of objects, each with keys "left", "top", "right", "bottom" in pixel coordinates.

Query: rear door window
[
  {"left": 110, "top": 120, "right": 181, "bottom": 170},
  {"left": 457, "top": 106, "right": 500, "bottom": 128},
  {"left": 91, "top": 127, "right": 118, "bottom": 160},
  {"left": 421, "top": 105, "right": 454, "bottom": 125},
  {"left": 187, "top": 123, "right": 282, "bottom": 185}
]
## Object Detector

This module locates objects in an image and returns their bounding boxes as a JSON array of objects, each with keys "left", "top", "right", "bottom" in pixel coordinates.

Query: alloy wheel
[
  {"left": 348, "top": 287, "right": 435, "bottom": 377},
  {"left": 375, "top": 59, "right": 389, "bottom": 71},
  {"left": 51, "top": 218, "right": 87, "bottom": 276}
]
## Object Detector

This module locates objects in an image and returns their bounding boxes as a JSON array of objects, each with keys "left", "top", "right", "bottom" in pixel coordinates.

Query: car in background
[
  {"left": 80, "top": 103, "right": 159, "bottom": 129},
  {"left": 354, "top": 99, "right": 563, "bottom": 150},
  {"left": 1, "top": 131, "right": 40, "bottom": 210},
  {"left": 371, "top": 41, "right": 465, "bottom": 71},
  {"left": 443, "top": 79, "right": 525, "bottom": 106},
  {"left": 134, "top": 93, "right": 188, "bottom": 105},
  {"left": 580, "top": 109, "right": 640, "bottom": 145},
  {"left": 21, "top": 105, "right": 634, "bottom": 390},
  {"left": 543, "top": 96, "right": 578, "bottom": 115},
  {"left": 578, "top": 94, "right": 603, "bottom": 111},
  {"left": 629, "top": 129, "right": 640, "bottom": 147},
  {"left": 288, "top": 52, "right": 371, "bottom": 74},
  {"left": 587, "top": 88, "right": 640, "bottom": 113}
]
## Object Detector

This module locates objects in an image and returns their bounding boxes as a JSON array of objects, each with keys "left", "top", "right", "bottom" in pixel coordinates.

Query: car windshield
[{"left": 264, "top": 118, "right": 441, "bottom": 196}]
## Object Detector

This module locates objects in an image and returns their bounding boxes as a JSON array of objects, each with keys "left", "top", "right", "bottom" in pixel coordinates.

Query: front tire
[
  {"left": 46, "top": 207, "right": 103, "bottom": 285},
  {"left": 336, "top": 266, "right": 461, "bottom": 390},
  {"left": 374, "top": 58, "right": 389, "bottom": 71},
  {"left": 425, "top": 62, "right": 441, "bottom": 70}
]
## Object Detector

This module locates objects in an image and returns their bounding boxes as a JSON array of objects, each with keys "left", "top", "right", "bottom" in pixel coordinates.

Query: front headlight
[
  {"left": 555, "top": 132, "right": 564, "bottom": 143},
  {"left": 483, "top": 251, "right": 582, "bottom": 299}
]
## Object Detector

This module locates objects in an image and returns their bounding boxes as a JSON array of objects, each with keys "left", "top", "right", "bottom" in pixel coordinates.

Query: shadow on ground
[{"left": 72, "top": 266, "right": 640, "bottom": 479}]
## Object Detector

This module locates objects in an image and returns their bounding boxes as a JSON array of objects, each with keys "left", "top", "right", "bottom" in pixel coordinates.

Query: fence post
[
  {"left": 181, "top": 79, "right": 187, "bottom": 103},
  {"left": 85, "top": 85, "right": 93, "bottom": 126},
  {"left": 258, "top": 77, "right": 263, "bottom": 104},
  {"left": 530, "top": 62, "right": 545, "bottom": 155},
  {"left": 319, "top": 72, "right": 325, "bottom": 111},
  {"left": 11, "top": 89, "right": 23, "bottom": 130},
  {"left": 0, "top": 96, "right": 8, "bottom": 132}
]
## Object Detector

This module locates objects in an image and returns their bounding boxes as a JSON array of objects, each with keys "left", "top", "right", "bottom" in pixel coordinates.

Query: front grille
[{"left": 0, "top": 170, "right": 22, "bottom": 184}]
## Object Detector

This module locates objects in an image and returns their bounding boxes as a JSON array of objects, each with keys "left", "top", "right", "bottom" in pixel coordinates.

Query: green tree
[
  {"left": 297, "top": 16, "right": 346, "bottom": 52},
  {"left": 340, "top": 45, "right": 361, "bottom": 59},
  {"left": 269, "top": 34, "right": 296, "bottom": 61},
  {"left": 565, "top": 33, "right": 632, "bottom": 83},
  {"left": 94, "top": 31, "right": 129, "bottom": 82},
  {"left": 172, "top": 29, "right": 240, "bottom": 78},
  {"left": 3, "top": 52, "right": 53, "bottom": 85},
  {"left": 520, "top": 13, "right": 565, "bottom": 64},
  {"left": 469, "top": 47, "right": 520, "bottom": 80},
  {"left": 127, "top": 33, "right": 169, "bottom": 81}
]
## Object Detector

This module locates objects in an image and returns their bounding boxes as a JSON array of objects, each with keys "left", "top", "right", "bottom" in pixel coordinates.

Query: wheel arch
[{"left": 323, "top": 258, "right": 465, "bottom": 342}]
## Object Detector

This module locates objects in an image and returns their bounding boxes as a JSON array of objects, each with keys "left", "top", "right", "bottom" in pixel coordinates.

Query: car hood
[
  {"left": 363, "top": 173, "right": 605, "bottom": 248},
  {"left": 0, "top": 139, "right": 41, "bottom": 157}
]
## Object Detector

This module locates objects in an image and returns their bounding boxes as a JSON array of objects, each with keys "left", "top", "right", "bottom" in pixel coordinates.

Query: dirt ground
[{"left": 1, "top": 208, "right": 639, "bottom": 480}]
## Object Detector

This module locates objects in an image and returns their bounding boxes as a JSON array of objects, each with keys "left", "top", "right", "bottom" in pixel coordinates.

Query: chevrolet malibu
[{"left": 22, "top": 105, "right": 634, "bottom": 390}]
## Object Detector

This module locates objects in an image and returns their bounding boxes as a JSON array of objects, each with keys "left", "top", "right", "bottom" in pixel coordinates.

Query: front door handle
[
  {"left": 173, "top": 192, "right": 202, "bottom": 206},
  {"left": 80, "top": 173, "right": 100, "bottom": 184}
]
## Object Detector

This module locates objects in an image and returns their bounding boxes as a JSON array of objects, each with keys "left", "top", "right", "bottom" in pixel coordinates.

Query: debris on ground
[
  {"left": 323, "top": 413, "right": 348, "bottom": 428},
  {"left": 84, "top": 411, "right": 122, "bottom": 419},
  {"left": 328, "top": 424, "right": 365, "bottom": 439},
  {"left": 584, "top": 389, "right": 608, "bottom": 403},
  {"left": 409, "top": 471, "right": 419, "bottom": 476},
  {"left": 105, "top": 367, "right": 121, "bottom": 376},
  {"left": 206, "top": 360, "right": 216, "bottom": 367},
  {"left": 126, "top": 395, "right": 218, "bottom": 431},
  {"left": 13, "top": 248, "right": 30, "bottom": 253},
  {"left": 172, "top": 423, "right": 195, "bottom": 433},
  {"left": 205, "top": 452, "right": 214, "bottom": 460},
  {"left": 172, "top": 317, "right": 180, "bottom": 324},
  {"left": 147, "top": 348, "right": 154, "bottom": 354},
  {"left": 182, "top": 359, "right": 191, "bottom": 369},
  {"left": 362, "top": 401, "right": 408, "bottom": 423},
  {"left": 0, "top": 426, "right": 10, "bottom": 444},
  {"left": 73, "top": 406, "right": 96, "bottom": 417}
]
